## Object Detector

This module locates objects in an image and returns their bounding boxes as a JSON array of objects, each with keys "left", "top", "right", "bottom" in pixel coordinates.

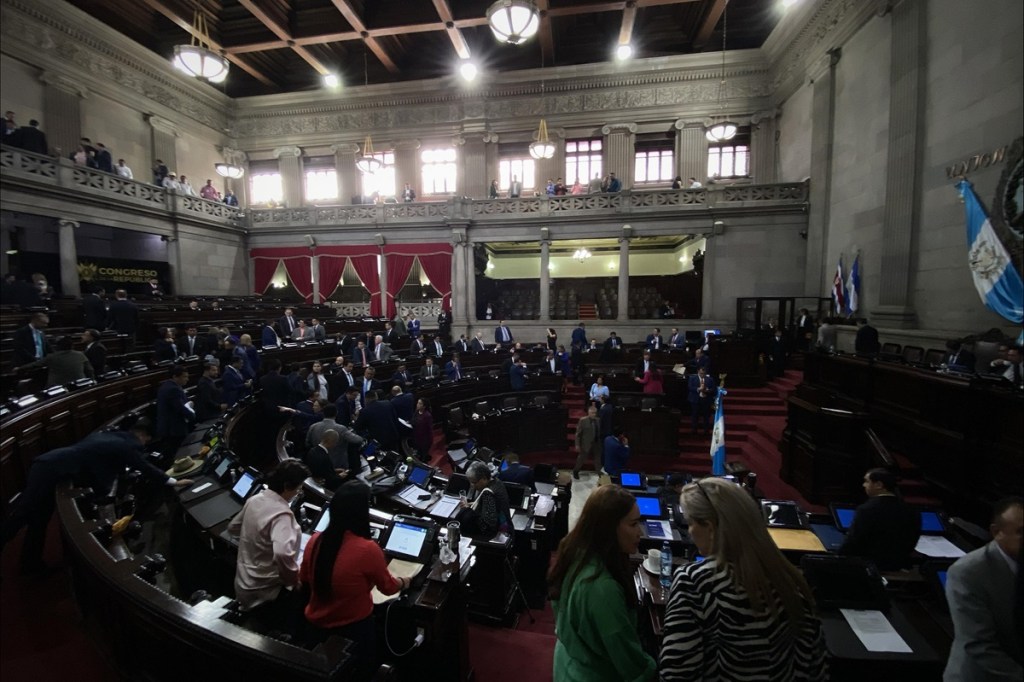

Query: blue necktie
[{"left": 34, "top": 329, "right": 43, "bottom": 358}]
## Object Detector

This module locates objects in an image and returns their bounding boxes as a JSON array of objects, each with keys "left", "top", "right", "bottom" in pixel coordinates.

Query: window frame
[
  {"left": 564, "top": 138, "right": 603, "bottom": 188},
  {"left": 420, "top": 147, "right": 457, "bottom": 196}
]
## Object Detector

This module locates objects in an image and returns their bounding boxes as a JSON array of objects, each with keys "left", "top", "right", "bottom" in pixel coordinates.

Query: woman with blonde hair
[
  {"left": 549, "top": 485, "right": 656, "bottom": 681},
  {"left": 660, "top": 478, "right": 827, "bottom": 680}
]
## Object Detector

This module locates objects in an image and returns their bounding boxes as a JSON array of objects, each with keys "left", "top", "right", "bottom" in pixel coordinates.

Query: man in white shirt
[
  {"left": 688, "top": 177, "right": 703, "bottom": 189},
  {"left": 179, "top": 174, "right": 196, "bottom": 196},
  {"left": 115, "top": 159, "right": 133, "bottom": 179},
  {"left": 227, "top": 459, "right": 310, "bottom": 623},
  {"left": 162, "top": 173, "right": 181, "bottom": 191}
]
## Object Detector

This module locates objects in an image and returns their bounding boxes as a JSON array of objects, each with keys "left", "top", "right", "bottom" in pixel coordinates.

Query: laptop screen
[
  {"left": 831, "top": 505, "right": 857, "bottom": 531},
  {"left": 385, "top": 521, "right": 429, "bottom": 561},
  {"left": 763, "top": 501, "right": 804, "bottom": 529},
  {"left": 464, "top": 438, "right": 475, "bottom": 453},
  {"left": 231, "top": 471, "right": 256, "bottom": 499},
  {"left": 361, "top": 441, "right": 378, "bottom": 460},
  {"left": 634, "top": 494, "right": 663, "bottom": 519},
  {"left": 937, "top": 570, "right": 948, "bottom": 589},
  {"left": 620, "top": 472, "right": 643, "bottom": 489},
  {"left": 407, "top": 463, "right": 432, "bottom": 487},
  {"left": 500, "top": 459, "right": 510, "bottom": 472}
]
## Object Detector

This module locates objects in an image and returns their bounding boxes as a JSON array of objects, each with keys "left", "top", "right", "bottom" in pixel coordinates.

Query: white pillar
[
  {"left": 617, "top": 237, "right": 630, "bottom": 320},
  {"left": 378, "top": 247, "right": 388, "bottom": 317},
  {"left": 57, "top": 219, "right": 80, "bottom": 297},
  {"left": 539, "top": 239, "right": 551, "bottom": 321},
  {"left": 311, "top": 254, "right": 321, "bottom": 304}
]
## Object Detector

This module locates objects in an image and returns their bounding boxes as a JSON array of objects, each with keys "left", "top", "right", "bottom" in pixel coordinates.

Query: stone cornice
[{"left": 1, "top": 0, "right": 230, "bottom": 133}]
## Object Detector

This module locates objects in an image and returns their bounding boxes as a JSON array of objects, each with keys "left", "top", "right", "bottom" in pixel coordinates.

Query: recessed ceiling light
[{"left": 616, "top": 44, "right": 633, "bottom": 60}]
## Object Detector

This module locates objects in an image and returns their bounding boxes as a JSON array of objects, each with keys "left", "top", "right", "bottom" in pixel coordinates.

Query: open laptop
[
  {"left": 428, "top": 473, "right": 471, "bottom": 519},
  {"left": 831, "top": 503, "right": 948, "bottom": 535},
  {"left": 379, "top": 516, "right": 438, "bottom": 565},
  {"left": 504, "top": 482, "right": 533, "bottom": 531},
  {"left": 188, "top": 469, "right": 261, "bottom": 530},
  {"left": 447, "top": 438, "right": 476, "bottom": 467}
]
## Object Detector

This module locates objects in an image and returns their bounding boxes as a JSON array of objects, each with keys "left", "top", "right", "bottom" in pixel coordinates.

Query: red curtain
[
  {"left": 318, "top": 256, "right": 347, "bottom": 302},
  {"left": 418, "top": 252, "right": 453, "bottom": 312},
  {"left": 349, "top": 255, "right": 382, "bottom": 316},
  {"left": 282, "top": 257, "right": 313, "bottom": 302},
  {"left": 384, "top": 254, "right": 416, "bottom": 318},
  {"left": 253, "top": 258, "right": 280, "bottom": 295}
]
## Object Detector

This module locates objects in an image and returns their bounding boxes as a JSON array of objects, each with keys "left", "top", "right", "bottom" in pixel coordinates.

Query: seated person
[
  {"left": 603, "top": 428, "right": 631, "bottom": 476},
  {"left": 458, "top": 461, "right": 512, "bottom": 539},
  {"left": 496, "top": 452, "right": 535, "bottom": 490},
  {"left": 300, "top": 481, "right": 410, "bottom": 678},
  {"left": 304, "top": 429, "right": 348, "bottom": 491},
  {"left": 838, "top": 468, "right": 921, "bottom": 570}
]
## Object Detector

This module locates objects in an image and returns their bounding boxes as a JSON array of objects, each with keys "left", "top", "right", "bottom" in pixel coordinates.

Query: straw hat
[{"left": 165, "top": 456, "right": 203, "bottom": 477}]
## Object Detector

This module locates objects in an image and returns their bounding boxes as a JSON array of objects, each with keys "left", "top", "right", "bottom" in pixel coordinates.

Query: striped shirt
[{"left": 660, "top": 558, "right": 828, "bottom": 681}]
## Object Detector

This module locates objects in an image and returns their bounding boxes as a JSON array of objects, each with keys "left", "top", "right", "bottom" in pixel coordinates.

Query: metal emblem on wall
[{"left": 991, "top": 136, "right": 1024, "bottom": 278}]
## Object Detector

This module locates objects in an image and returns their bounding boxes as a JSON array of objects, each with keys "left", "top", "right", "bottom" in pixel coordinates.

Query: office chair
[{"left": 502, "top": 396, "right": 519, "bottom": 410}]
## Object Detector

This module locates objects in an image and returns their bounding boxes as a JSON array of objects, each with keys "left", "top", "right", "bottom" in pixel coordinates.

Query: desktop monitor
[
  {"left": 619, "top": 472, "right": 645, "bottom": 490},
  {"left": 407, "top": 462, "right": 433, "bottom": 488},
  {"left": 381, "top": 517, "right": 437, "bottom": 563},
  {"left": 633, "top": 493, "right": 666, "bottom": 519}
]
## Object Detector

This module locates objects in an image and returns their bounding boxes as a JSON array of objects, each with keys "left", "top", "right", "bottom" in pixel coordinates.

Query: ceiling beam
[
  {"left": 619, "top": 0, "right": 638, "bottom": 46},
  {"left": 535, "top": 0, "right": 555, "bottom": 63},
  {"left": 431, "top": 0, "right": 471, "bottom": 60},
  {"left": 328, "top": 0, "right": 400, "bottom": 74},
  {"left": 236, "top": 0, "right": 330, "bottom": 74},
  {"left": 691, "top": 0, "right": 727, "bottom": 50},
  {"left": 139, "top": 0, "right": 277, "bottom": 87}
]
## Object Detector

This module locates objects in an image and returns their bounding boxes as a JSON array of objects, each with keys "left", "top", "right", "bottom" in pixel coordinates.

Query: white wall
[
  {"left": 777, "top": 81, "right": 813, "bottom": 182},
  {"left": 80, "top": 95, "right": 149, "bottom": 173},
  {"left": 0, "top": 55, "right": 43, "bottom": 128},
  {"left": 175, "top": 128, "right": 225, "bottom": 191}
]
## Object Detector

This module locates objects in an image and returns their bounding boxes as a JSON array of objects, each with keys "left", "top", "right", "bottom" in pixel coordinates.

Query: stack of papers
[
  {"left": 914, "top": 536, "right": 966, "bottom": 558},
  {"left": 430, "top": 496, "right": 461, "bottom": 519},
  {"left": 396, "top": 485, "right": 433, "bottom": 509},
  {"left": 840, "top": 609, "right": 912, "bottom": 653},
  {"left": 372, "top": 559, "right": 425, "bottom": 604}
]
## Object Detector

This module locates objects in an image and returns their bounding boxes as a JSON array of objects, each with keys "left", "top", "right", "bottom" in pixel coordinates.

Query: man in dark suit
[
  {"left": 598, "top": 394, "right": 615, "bottom": 438},
  {"left": 82, "top": 329, "right": 107, "bottom": 376},
  {"left": 796, "top": 308, "right": 816, "bottom": 351},
  {"left": 540, "top": 351, "right": 560, "bottom": 375},
  {"left": 839, "top": 469, "right": 921, "bottom": 571},
  {"left": 13, "top": 312, "right": 49, "bottom": 366},
  {"left": 304, "top": 430, "right": 348, "bottom": 491},
  {"left": 330, "top": 359, "right": 357, "bottom": 396},
  {"left": 419, "top": 357, "right": 440, "bottom": 382},
  {"left": 603, "top": 429, "right": 632, "bottom": 476},
  {"left": 687, "top": 367, "right": 716, "bottom": 435},
  {"left": 106, "top": 289, "right": 139, "bottom": 351},
  {"left": 668, "top": 328, "right": 685, "bottom": 349},
  {"left": 428, "top": 335, "right": 446, "bottom": 358},
  {"left": 309, "top": 318, "right": 326, "bottom": 341},
  {"left": 646, "top": 328, "right": 664, "bottom": 351},
  {"left": 944, "top": 339, "right": 977, "bottom": 371},
  {"left": 221, "top": 355, "right": 250, "bottom": 407},
  {"left": 277, "top": 308, "right": 297, "bottom": 339},
  {"left": 259, "top": 359, "right": 291, "bottom": 414},
  {"left": 445, "top": 353, "right": 464, "bottom": 380},
  {"left": 82, "top": 287, "right": 107, "bottom": 330},
  {"left": 599, "top": 331, "right": 622, "bottom": 361},
  {"left": 177, "top": 324, "right": 206, "bottom": 358},
  {"left": 194, "top": 359, "right": 225, "bottom": 422},
  {"left": 497, "top": 452, "right": 535, "bottom": 490},
  {"left": 766, "top": 327, "right": 788, "bottom": 378},
  {"left": 571, "top": 323, "right": 588, "bottom": 348},
  {"left": 389, "top": 386, "right": 416, "bottom": 424},
  {"left": 261, "top": 320, "right": 280, "bottom": 347},
  {"left": 12, "top": 120, "right": 48, "bottom": 154},
  {"left": 509, "top": 356, "right": 528, "bottom": 391},
  {"left": 335, "top": 386, "right": 361, "bottom": 427},
  {"left": 155, "top": 365, "right": 193, "bottom": 458},
  {"left": 383, "top": 321, "right": 400, "bottom": 347},
  {"left": 437, "top": 310, "right": 452, "bottom": 341},
  {"left": 452, "top": 334, "right": 470, "bottom": 354},
  {"left": 392, "top": 363, "right": 414, "bottom": 391},
  {"left": 352, "top": 340, "right": 371, "bottom": 366},
  {"left": 943, "top": 497, "right": 1023, "bottom": 682},
  {"left": 494, "top": 320, "right": 514, "bottom": 345},
  {"left": 94, "top": 142, "right": 113, "bottom": 172},
  {"left": 854, "top": 318, "right": 880, "bottom": 356},
  {"left": 470, "top": 333, "right": 486, "bottom": 353},
  {"left": 408, "top": 336, "right": 426, "bottom": 356},
  {"left": 354, "top": 390, "right": 400, "bottom": 450},
  {"left": 0, "top": 420, "right": 189, "bottom": 574},
  {"left": 692, "top": 348, "right": 711, "bottom": 373},
  {"left": 359, "top": 367, "right": 378, "bottom": 403},
  {"left": 634, "top": 350, "right": 654, "bottom": 379}
]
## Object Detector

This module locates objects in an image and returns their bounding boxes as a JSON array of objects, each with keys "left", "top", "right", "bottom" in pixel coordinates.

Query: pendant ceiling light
[
  {"left": 356, "top": 135, "right": 382, "bottom": 174},
  {"left": 215, "top": 162, "right": 244, "bottom": 179},
  {"left": 173, "top": 0, "right": 229, "bottom": 84},
  {"left": 705, "top": 0, "right": 737, "bottom": 143},
  {"left": 529, "top": 118, "right": 556, "bottom": 160},
  {"left": 573, "top": 248, "right": 592, "bottom": 262},
  {"left": 486, "top": 0, "right": 541, "bottom": 45}
]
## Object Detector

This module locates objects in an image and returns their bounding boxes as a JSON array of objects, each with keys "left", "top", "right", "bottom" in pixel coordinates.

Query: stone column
[
  {"left": 451, "top": 235, "right": 466, "bottom": 328},
  {"left": 674, "top": 120, "right": 709, "bottom": 185},
  {"left": 40, "top": 73, "right": 86, "bottom": 158},
  {"left": 311, "top": 255, "right": 321, "bottom": 304},
  {"left": 750, "top": 110, "right": 779, "bottom": 184},
  {"left": 57, "top": 219, "right": 80, "bottom": 297},
  {"left": 147, "top": 115, "right": 179, "bottom": 180},
  {"left": 467, "top": 243, "right": 478, "bottom": 322},
  {"left": 167, "top": 228, "right": 183, "bottom": 296},
  {"left": 274, "top": 146, "right": 303, "bottom": 208},
  {"left": 539, "top": 238, "right": 551, "bottom": 321},
  {"left": 874, "top": 0, "right": 922, "bottom": 328},
  {"left": 460, "top": 133, "right": 487, "bottom": 199},
  {"left": 377, "top": 245, "right": 388, "bottom": 317},
  {"left": 804, "top": 49, "right": 841, "bottom": 296},
  {"left": 393, "top": 139, "right": 421, "bottom": 198},
  {"left": 617, "top": 237, "right": 630, "bottom": 319},
  {"left": 332, "top": 143, "right": 360, "bottom": 204},
  {"left": 483, "top": 132, "right": 500, "bottom": 193},
  {"left": 700, "top": 236, "right": 715, "bottom": 320},
  {"left": 602, "top": 123, "right": 637, "bottom": 189}
]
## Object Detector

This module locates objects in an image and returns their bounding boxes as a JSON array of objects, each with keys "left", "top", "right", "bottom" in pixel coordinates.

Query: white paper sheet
[
  {"left": 397, "top": 484, "right": 432, "bottom": 508},
  {"left": 430, "top": 496, "right": 460, "bottom": 519},
  {"left": 533, "top": 496, "right": 555, "bottom": 517},
  {"left": 188, "top": 482, "right": 213, "bottom": 494},
  {"left": 840, "top": 609, "right": 913, "bottom": 653},
  {"left": 371, "top": 559, "right": 425, "bottom": 604},
  {"left": 915, "top": 535, "right": 966, "bottom": 558}
]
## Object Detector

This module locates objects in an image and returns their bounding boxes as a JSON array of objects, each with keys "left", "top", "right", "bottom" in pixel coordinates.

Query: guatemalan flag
[
  {"left": 956, "top": 180, "right": 1024, "bottom": 327},
  {"left": 846, "top": 255, "right": 861, "bottom": 315},
  {"left": 832, "top": 257, "right": 846, "bottom": 316},
  {"left": 710, "top": 387, "right": 727, "bottom": 476}
]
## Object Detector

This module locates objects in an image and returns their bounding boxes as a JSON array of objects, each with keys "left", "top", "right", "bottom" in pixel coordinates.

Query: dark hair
[
  {"left": 866, "top": 468, "right": 898, "bottom": 492},
  {"left": 131, "top": 417, "right": 154, "bottom": 436},
  {"left": 264, "top": 358, "right": 282, "bottom": 372},
  {"left": 991, "top": 496, "right": 1024, "bottom": 525},
  {"left": 548, "top": 485, "right": 637, "bottom": 606},
  {"left": 265, "top": 458, "right": 310, "bottom": 494},
  {"left": 56, "top": 336, "right": 73, "bottom": 351},
  {"left": 312, "top": 481, "right": 372, "bottom": 598},
  {"left": 321, "top": 403, "right": 338, "bottom": 419},
  {"left": 170, "top": 365, "right": 188, "bottom": 378},
  {"left": 666, "top": 473, "right": 688, "bottom": 487},
  {"left": 85, "top": 328, "right": 101, "bottom": 340},
  {"left": 613, "top": 426, "right": 625, "bottom": 438}
]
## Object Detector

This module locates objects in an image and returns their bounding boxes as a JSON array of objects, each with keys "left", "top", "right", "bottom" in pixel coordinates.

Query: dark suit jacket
[
  {"left": 259, "top": 372, "right": 292, "bottom": 413},
  {"left": 153, "top": 338, "right": 180, "bottom": 363},
  {"left": 839, "top": 495, "right": 921, "bottom": 570},
  {"left": 855, "top": 324, "right": 881, "bottom": 355},
  {"left": 390, "top": 392, "right": 415, "bottom": 424},
  {"left": 408, "top": 339, "right": 425, "bottom": 356},
  {"left": 646, "top": 334, "right": 664, "bottom": 350},
  {"left": 304, "top": 444, "right": 345, "bottom": 491},
  {"left": 452, "top": 339, "right": 470, "bottom": 354},
  {"left": 470, "top": 338, "right": 486, "bottom": 353},
  {"left": 13, "top": 324, "right": 48, "bottom": 366},
  {"left": 668, "top": 333, "right": 685, "bottom": 348},
  {"left": 946, "top": 349, "right": 977, "bottom": 371},
  {"left": 509, "top": 363, "right": 527, "bottom": 390},
  {"left": 221, "top": 366, "right": 248, "bottom": 407},
  {"left": 603, "top": 436, "right": 631, "bottom": 476},
  {"left": 106, "top": 299, "right": 139, "bottom": 336},
  {"left": 419, "top": 363, "right": 440, "bottom": 381},
  {"left": 84, "top": 341, "right": 107, "bottom": 376},
  {"left": 13, "top": 125, "right": 48, "bottom": 154},
  {"left": 494, "top": 326, "right": 514, "bottom": 344},
  {"left": 571, "top": 327, "right": 589, "bottom": 348},
  {"left": 177, "top": 334, "right": 206, "bottom": 358},
  {"left": 277, "top": 315, "right": 298, "bottom": 338},
  {"left": 261, "top": 325, "right": 280, "bottom": 347},
  {"left": 82, "top": 294, "right": 107, "bottom": 329},
  {"left": 335, "top": 396, "right": 359, "bottom": 427},
  {"left": 444, "top": 361, "right": 464, "bottom": 380},
  {"left": 194, "top": 375, "right": 223, "bottom": 421},
  {"left": 155, "top": 379, "right": 191, "bottom": 439},
  {"left": 428, "top": 340, "right": 446, "bottom": 357},
  {"left": 634, "top": 358, "right": 654, "bottom": 378},
  {"left": 539, "top": 358, "right": 560, "bottom": 374},
  {"left": 94, "top": 149, "right": 113, "bottom": 172},
  {"left": 354, "top": 400, "right": 400, "bottom": 450},
  {"left": 384, "top": 329, "right": 400, "bottom": 346},
  {"left": 598, "top": 402, "right": 615, "bottom": 437},
  {"left": 687, "top": 374, "right": 716, "bottom": 404},
  {"left": 392, "top": 370, "right": 413, "bottom": 390}
]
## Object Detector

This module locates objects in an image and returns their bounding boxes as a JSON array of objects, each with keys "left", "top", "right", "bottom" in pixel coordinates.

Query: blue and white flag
[
  {"left": 710, "top": 387, "right": 728, "bottom": 476},
  {"left": 832, "top": 257, "right": 846, "bottom": 316},
  {"left": 956, "top": 180, "right": 1024, "bottom": 326},
  {"left": 846, "top": 255, "right": 861, "bottom": 315}
]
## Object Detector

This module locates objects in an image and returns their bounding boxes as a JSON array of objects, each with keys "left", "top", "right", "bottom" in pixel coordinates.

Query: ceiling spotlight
[
  {"left": 486, "top": 0, "right": 540, "bottom": 45},
  {"left": 323, "top": 73, "right": 340, "bottom": 88},
  {"left": 459, "top": 61, "right": 479, "bottom": 82},
  {"left": 616, "top": 44, "right": 633, "bottom": 60}
]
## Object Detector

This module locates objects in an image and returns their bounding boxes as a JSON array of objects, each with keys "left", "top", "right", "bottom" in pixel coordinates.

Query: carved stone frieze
[{"left": 769, "top": 0, "right": 867, "bottom": 95}]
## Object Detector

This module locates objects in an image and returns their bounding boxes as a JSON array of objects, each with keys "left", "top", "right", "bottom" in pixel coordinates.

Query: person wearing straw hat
[{"left": 1, "top": 419, "right": 193, "bottom": 575}]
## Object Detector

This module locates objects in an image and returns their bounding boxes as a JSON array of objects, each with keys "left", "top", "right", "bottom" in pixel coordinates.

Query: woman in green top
[{"left": 548, "top": 485, "right": 657, "bottom": 682}]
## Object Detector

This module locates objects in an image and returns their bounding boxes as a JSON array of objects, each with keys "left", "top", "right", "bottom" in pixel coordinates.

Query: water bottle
[{"left": 659, "top": 540, "right": 673, "bottom": 588}]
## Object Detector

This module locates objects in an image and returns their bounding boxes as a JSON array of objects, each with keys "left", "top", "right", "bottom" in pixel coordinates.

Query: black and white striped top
[{"left": 660, "top": 558, "right": 828, "bottom": 681}]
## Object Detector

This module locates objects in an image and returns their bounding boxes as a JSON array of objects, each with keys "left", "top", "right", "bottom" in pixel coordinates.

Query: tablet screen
[
  {"left": 314, "top": 508, "right": 331, "bottom": 533},
  {"left": 214, "top": 457, "right": 232, "bottom": 478},
  {"left": 635, "top": 496, "right": 662, "bottom": 518},
  {"left": 408, "top": 464, "right": 431, "bottom": 487},
  {"left": 920, "top": 511, "right": 944, "bottom": 533},
  {"left": 232, "top": 472, "right": 255, "bottom": 498},
  {"left": 937, "top": 570, "right": 948, "bottom": 588},
  {"left": 620, "top": 472, "right": 642, "bottom": 488},
  {"left": 385, "top": 521, "right": 428, "bottom": 560},
  {"left": 834, "top": 508, "right": 855, "bottom": 530}
]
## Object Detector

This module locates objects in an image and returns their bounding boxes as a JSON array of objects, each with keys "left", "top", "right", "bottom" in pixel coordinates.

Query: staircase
[{"left": 577, "top": 303, "right": 598, "bottom": 320}]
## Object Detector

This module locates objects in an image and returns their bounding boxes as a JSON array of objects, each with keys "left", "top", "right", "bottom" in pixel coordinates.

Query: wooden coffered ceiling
[{"left": 66, "top": 0, "right": 783, "bottom": 97}]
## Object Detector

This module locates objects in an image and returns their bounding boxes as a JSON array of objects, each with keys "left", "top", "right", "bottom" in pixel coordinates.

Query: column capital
[
  {"left": 750, "top": 109, "right": 780, "bottom": 126},
  {"left": 39, "top": 71, "right": 89, "bottom": 98},
  {"left": 146, "top": 114, "right": 179, "bottom": 136},
  {"left": 330, "top": 143, "right": 361, "bottom": 155},
  {"left": 57, "top": 219, "right": 80, "bottom": 229},
  {"left": 674, "top": 119, "right": 707, "bottom": 130},
  {"left": 482, "top": 131, "right": 500, "bottom": 144},
  {"left": 273, "top": 146, "right": 302, "bottom": 159},
  {"left": 451, "top": 135, "right": 467, "bottom": 147},
  {"left": 807, "top": 48, "right": 841, "bottom": 84},
  {"left": 393, "top": 138, "right": 422, "bottom": 150},
  {"left": 602, "top": 123, "right": 638, "bottom": 135}
]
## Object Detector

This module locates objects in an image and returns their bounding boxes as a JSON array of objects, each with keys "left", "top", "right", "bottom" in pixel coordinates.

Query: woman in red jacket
[
  {"left": 636, "top": 367, "right": 664, "bottom": 394},
  {"left": 300, "top": 481, "right": 408, "bottom": 675}
]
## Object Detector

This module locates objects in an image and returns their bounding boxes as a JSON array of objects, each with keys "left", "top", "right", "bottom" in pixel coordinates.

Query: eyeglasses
[{"left": 694, "top": 479, "right": 717, "bottom": 515}]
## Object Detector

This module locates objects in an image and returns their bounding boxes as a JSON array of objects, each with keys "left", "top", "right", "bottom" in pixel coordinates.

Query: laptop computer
[
  {"left": 634, "top": 492, "right": 674, "bottom": 539},
  {"left": 831, "top": 503, "right": 948, "bottom": 535},
  {"left": 448, "top": 438, "right": 476, "bottom": 467},
  {"left": 762, "top": 500, "right": 809, "bottom": 530},
  {"left": 405, "top": 461, "right": 434, "bottom": 488}
]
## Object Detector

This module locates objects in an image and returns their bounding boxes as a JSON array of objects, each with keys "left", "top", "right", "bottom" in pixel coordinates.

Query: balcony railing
[
  {"left": 1, "top": 146, "right": 244, "bottom": 227},
  {"left": 2, "top": 144, "right": 808, "bottom": 232}
]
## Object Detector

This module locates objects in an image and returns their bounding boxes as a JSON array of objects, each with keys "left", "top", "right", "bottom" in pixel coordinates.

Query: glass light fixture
[
  {"left": 529, "top": 118, "right": 556, "bottom": 160},
  {"left": 172, "top": 2, "right": 229, "bottom": 83},
  {"left": 486, "top": 0, "right": 541, "bottom": 45},
  {"left": 459, "top": 61, "right": 479, "bottom": 82},
  {"left": 705, "top": 1, "right": 737, "bottom": 143},
  {"left": 356, "top": 135, "right": 383, "bottom": 174},
  {"left": 323, "top": 73, "right": 340, "bottom": 88},
  {"left": 573, "top": 248, "right": 592, "bottom": 262},
  {"left": 616, "top": 44, "right": 633, "bottom": 60},
  {"left": 215, "top": 162, "right": 244, "bottom": 179}
]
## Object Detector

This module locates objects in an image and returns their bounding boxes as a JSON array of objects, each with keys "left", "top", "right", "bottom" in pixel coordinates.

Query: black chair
[
  {"left": 924, "top": 349, "right": 946, "bottom": 366},
  {"left": 640, "top": 396, "right": 658, "bottom": 411},
  {"left": 474, "top": 400, "right": 490, "bottom": 416},
  {"left": 902, "top": 346, "right": 924, "bottom": 364},
  {"left": 617, "top": 395, "right": 639, "bottom": 409},
  {"left": 502, "top": 396, "right": 518, "bottom": 410},
  {"left": 532, "top": 395, "right": 550, "bottom": 407}
]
